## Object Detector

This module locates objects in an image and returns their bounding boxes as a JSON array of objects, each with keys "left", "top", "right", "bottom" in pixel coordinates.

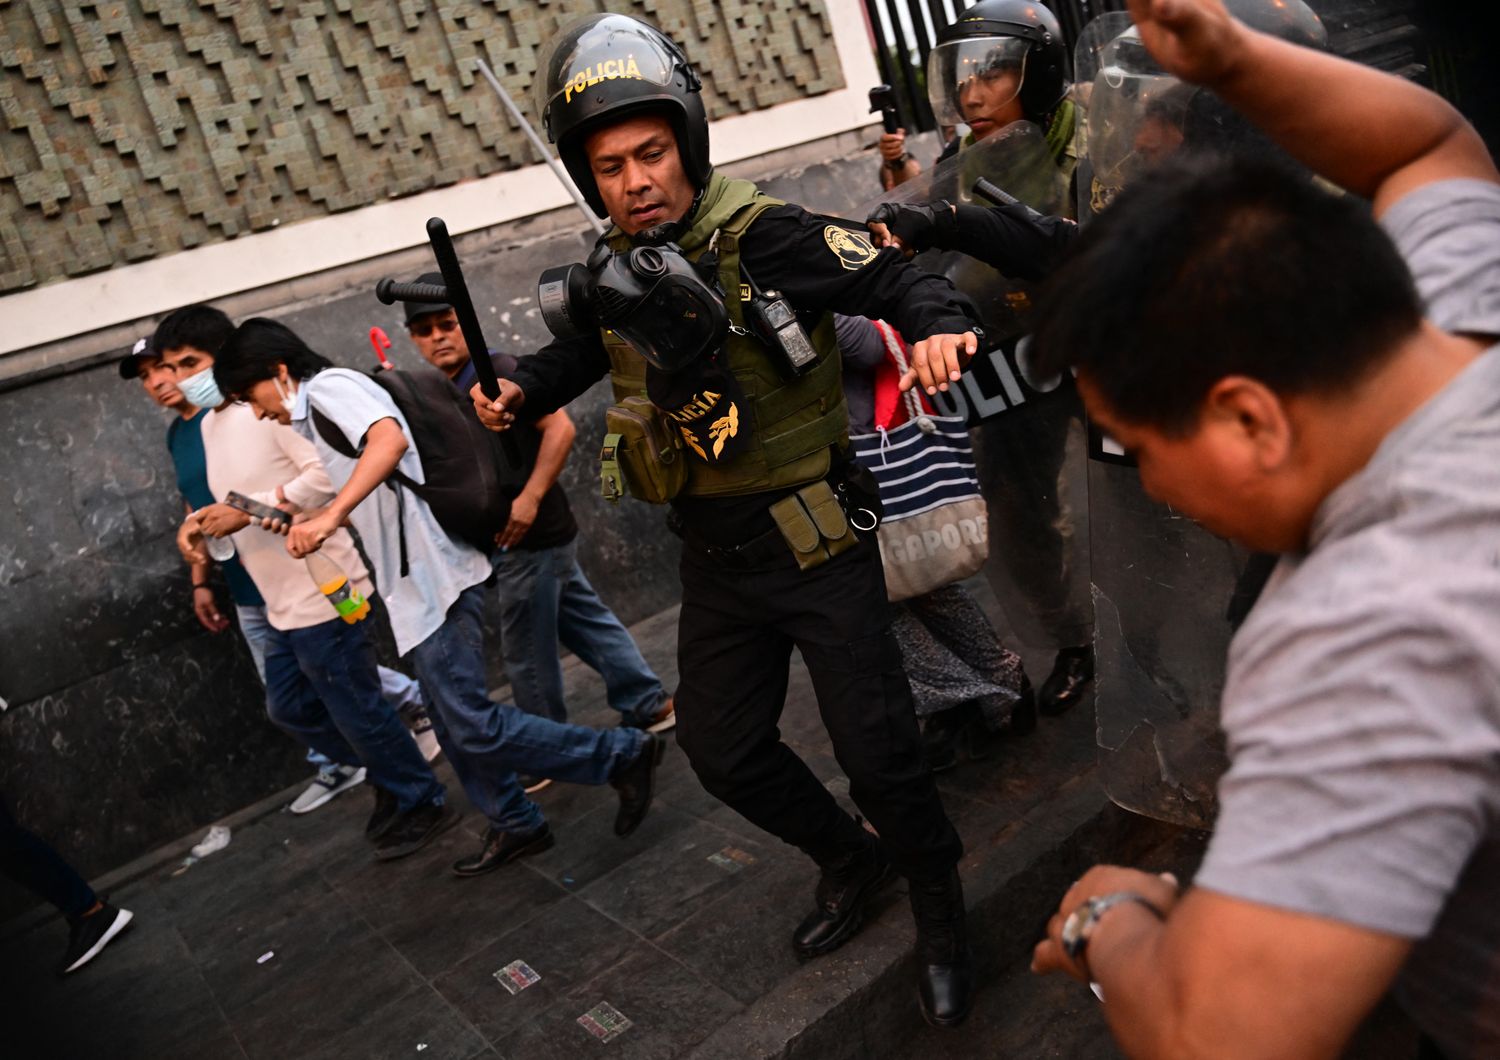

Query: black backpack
[{"left": 310, "top": 365, "right": 527, "bottom": 561}]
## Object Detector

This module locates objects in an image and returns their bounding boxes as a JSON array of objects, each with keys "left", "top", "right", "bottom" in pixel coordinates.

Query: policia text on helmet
[
  {"left": 480, "top": 12, "right": 985, "bottom": 1030},
  {"left": 535, "top": 15, "right": 815, "bottom": 381}
]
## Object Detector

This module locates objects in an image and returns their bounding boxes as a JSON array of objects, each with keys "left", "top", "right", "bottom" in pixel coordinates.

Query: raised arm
[{"left": 1126, "top": 0, "right": 1497, "bottom": 214}]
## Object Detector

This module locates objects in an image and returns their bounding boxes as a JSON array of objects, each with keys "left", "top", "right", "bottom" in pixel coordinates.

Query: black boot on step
[
  {"left": 791, "top": 829, "right": 893, "bottom": 959},
  {"left": 1038, "top": 645, "right": 1094, "bottom": 716},
  {"left": 909, "top": 867, "right": 973, "bottom": 1029}
]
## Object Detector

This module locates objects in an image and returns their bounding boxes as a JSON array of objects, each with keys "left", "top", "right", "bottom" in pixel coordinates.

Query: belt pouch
[
  {"left": 768, "top": 480, "right": 857, "bottom": 571},
  {"left": 601, "top": 396, "right": 688, "bottom": 504}
]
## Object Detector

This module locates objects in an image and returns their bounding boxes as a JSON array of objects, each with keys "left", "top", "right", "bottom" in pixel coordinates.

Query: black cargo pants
[{"left": 674, "top": 534, "right": 963, "bottom": 880}]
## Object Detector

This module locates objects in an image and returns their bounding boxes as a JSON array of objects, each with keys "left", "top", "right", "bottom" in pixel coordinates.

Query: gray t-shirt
[{"left": 1195, "top": 179, "right": 1500, "bottom": 1059}]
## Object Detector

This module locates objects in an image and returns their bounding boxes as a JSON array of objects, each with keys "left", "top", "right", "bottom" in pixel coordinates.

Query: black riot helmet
[
  {"left": 928, "top": 0, "right": 1070, "bottom": 128},
  {"left": 535, "top": 14, "right": 712, "bottom": 219}
]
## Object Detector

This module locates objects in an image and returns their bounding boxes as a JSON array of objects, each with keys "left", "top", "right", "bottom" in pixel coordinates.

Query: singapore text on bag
[{"left": 850, "top": 322, "right": 989, "bottom": 602}]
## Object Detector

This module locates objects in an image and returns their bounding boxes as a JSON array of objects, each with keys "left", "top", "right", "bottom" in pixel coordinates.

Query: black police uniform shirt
[
  {"left": 454, "top": 351, "right": 578, "bottom": 551},
  {"left": 507, "top": 203, "right": 979, "bottom": 546}
]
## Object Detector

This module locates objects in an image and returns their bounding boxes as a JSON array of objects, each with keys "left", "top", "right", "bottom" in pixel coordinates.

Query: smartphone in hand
[{"left": 225, "top": 490, "right": 292, "bottom": 527}]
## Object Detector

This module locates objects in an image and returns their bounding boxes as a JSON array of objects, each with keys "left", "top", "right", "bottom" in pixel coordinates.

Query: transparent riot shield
[
  {"left": 1072, "top": 3, "right": 1325, "bottom": 827},
  {"left": 856, "top": 126, "right": 1091, "bottom": 660},
  {"left": 1087, "top": 447, "right": 1240, "bottom": 829}
]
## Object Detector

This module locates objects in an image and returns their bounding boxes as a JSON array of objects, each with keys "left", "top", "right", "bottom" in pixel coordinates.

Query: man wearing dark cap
[{"left": 399, "top": 276, "right": 673, "bottom": 745}]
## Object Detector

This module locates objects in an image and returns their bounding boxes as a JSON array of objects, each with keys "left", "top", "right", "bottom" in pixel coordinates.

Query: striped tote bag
[{"left": 850, "top": 324, "right": 989, "bottom": 602}]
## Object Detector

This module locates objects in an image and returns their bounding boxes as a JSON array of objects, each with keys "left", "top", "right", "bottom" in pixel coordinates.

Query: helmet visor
[
  {"left": 927, "top": 37, "right": 1030, "bottom": 129},
  {"left": 536, "top": 14, "right": 679, "bottom": 130},
  {"left": 1087, "top": 30, "right": 1184, "bottom": 188}
]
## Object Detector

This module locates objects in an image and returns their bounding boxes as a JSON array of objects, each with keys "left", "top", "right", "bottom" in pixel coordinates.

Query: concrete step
[{"left": 685, "top": 773, "right": 1178, "bottom": 1060}]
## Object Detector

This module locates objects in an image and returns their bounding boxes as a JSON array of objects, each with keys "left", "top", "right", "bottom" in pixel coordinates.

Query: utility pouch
[
  {"left": 768, "top": 480, "right": 858, "bottom": 571},
  {"left": 601, "top": 396, "right": 688, "bottom": 505}
]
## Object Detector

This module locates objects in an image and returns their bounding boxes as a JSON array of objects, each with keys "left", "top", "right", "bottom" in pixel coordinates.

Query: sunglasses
[{"left": 409, "top": 317, "right": 460, "bottom": 339}]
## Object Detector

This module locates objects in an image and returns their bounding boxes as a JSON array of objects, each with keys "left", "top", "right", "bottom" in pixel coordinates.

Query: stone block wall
[
  {"left": 0, "top": 0, "right": 843, "bottom": 295},
  {"left": 0, "top": 132, "right": 883, "bottom": 913}
]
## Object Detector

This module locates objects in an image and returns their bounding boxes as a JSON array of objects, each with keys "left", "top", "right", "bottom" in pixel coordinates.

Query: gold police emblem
[{"left": 823, "top": 226, "right": 879, "bottom": 271}]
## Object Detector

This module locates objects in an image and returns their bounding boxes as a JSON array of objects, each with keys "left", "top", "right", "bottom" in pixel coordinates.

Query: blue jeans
[
  {"left": 235, "top": 604, "right": 272, "bottom": 684},
  {"left": 408, "top": 584, "right": 646, "bottom": 833},
  {"left": 490, "top": 540, "right": 665, "bottom": 724},
  {"left": 240, "top": 604, "right": 424, "bottom": 772},
  {"left": 264, "top": 616, "right": 444, "bottom": 813},
  {"left": 378, "top": 666, "right": 425, "bottom": 720}
]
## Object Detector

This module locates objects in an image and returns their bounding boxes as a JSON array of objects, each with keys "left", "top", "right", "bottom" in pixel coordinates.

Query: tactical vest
[{"left": 600, "top": 174, "right": 848, "bottom": 498}]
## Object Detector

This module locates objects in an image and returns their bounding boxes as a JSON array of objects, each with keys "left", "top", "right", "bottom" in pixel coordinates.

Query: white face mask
[
  {"left": 272, "top": 376, "right": 298, "bottom": 414},
  {"left": 177, "top": 366, "right": 225, "bottom": 409}
]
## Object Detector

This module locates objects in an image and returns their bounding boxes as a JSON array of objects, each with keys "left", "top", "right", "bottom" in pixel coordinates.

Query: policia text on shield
[{"left": 470, "top": 13, "right": 983, "bottom": 1030}]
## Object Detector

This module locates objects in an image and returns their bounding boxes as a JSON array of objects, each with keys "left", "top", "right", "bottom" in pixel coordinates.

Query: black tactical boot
[
  {"left": 1038, "top": 645, "right": 1094, "bottom": 716},
  {"left": 909, "top": 868, "right": 973, "bottom": 1029},
  {"left": 791, "top": 830, "right": 893, "bottom": 958}
]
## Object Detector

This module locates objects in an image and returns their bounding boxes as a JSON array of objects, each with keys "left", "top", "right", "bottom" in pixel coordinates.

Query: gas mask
[{"left": 537, "top": 240, "right": 728, "bottom": 374}]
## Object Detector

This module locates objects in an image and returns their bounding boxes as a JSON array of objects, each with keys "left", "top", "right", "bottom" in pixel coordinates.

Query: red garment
[{"left": 870, "top": 320, "right": 933, "bottom": 431}]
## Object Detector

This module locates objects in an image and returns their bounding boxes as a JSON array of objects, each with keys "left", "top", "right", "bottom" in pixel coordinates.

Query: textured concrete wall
[
  {"left": 0, "top": 0, "right": 843, "bottom": 295},
  {"left": 0, "top": 133, "right": 886, "bottom": 910}
]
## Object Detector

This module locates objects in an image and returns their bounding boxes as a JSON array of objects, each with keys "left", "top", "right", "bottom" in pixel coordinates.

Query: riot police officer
[
  {"left": 472, "top": 13, "right": 982, "bottom": 1029},
  {"left": 879, "top": 0, "right": 1077, "bottom": 192}
]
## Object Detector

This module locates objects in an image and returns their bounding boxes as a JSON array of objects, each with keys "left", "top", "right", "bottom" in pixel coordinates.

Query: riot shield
[
  {"left": 856, "top": 126, "right": 1090, "bottom": 659},
  {"left": 1073, "top": 3, "right": 1325, "bottom": 828}
]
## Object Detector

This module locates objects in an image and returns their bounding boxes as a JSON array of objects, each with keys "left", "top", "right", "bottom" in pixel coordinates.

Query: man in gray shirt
[{"left": 992, "top": 1, "right": 1500, "bottom": 1057}]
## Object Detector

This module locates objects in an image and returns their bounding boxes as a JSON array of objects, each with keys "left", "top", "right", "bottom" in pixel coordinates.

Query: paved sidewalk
[{"left": 3, "top": 601, "right": 1135, "bottom": 1060}]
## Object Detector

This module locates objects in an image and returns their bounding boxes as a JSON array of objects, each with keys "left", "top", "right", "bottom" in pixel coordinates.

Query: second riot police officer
[{"left": 472, "top": 13, "right": 983, "bottom": 1028}]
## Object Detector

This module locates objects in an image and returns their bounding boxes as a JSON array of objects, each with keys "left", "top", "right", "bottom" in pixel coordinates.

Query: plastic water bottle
[{"left": 305, "top": 552, "right": 370, "bottom": 623}]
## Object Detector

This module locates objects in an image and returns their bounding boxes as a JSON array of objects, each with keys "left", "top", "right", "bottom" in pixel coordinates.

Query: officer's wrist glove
[{"left": 867, "top": 201, "right": 957, "bottom": 253}]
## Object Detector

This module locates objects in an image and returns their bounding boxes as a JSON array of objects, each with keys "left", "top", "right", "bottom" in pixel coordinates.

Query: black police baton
[
  {"left": 375, "top": 216, "right": 522, "bottom": 468},
  {"left": 971, "top": 176, "right": 1050, "bottom": 226}
]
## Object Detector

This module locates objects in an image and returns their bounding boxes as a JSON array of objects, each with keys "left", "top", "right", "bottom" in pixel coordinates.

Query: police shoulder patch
[{"left": 823, "top": 226, "right": 879, "bottom": 271}]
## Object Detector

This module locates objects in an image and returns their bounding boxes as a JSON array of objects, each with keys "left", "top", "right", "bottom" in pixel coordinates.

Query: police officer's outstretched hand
[
  {"left": 470, "top": 377, "right": 525, "bottom": 432},
  {"left": 866, "top": 201, "right": 949, "bottom": 255},
  {"left": 1127, "top": 0, "right": 1242, "bottom": 86},
  {"left": 901, "top": 331, "right": 980, "bottom": 394}
]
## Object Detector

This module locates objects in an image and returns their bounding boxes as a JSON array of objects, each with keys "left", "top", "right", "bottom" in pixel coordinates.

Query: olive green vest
[{"left": 600, "top": 173, "right": 847, "bottom": 498}]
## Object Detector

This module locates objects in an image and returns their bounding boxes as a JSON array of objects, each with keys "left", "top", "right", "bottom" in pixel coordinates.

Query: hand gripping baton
[{"left": 375, "top": 216, "right": 523, "bottom": 470}]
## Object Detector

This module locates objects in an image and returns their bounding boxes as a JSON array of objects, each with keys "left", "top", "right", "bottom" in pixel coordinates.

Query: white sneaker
[
  {"left": 407, "top": 711, "right": 443, "bottom": 763},
  {"left": 290, "top": 765, "right": 366, "bottom": 814}
]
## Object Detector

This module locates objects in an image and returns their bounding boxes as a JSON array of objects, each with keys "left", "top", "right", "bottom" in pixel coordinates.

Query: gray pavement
[{"left": 2, "top": 600, "right": 1149, "bottom": 1060}]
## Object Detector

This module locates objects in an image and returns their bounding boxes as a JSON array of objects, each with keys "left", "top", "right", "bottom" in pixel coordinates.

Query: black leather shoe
[
  {"left": 365, "top": 784, "right": 400, "bottom": 840},
  {"left": 373, "top": 802, "right": 460, "bottom": 861},
  {"left": 452, "top": 823, "right": 555, "bottom": 877},
  {"left": 792, "top": 832, "right": 893, "bottom": 958},
  {"left": 1037, "top": 645, "right": 1094, "bottom": 716},
  {"left": 610, "top": 733, "right": 664, "bottom": 837},
  {"left": 910, "top": 868, "right": 973, "bottom": 1029}
]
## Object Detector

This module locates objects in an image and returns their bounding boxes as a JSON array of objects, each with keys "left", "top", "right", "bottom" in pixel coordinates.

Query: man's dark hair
[
  {"left": 152, "top": 304, "right": 234, "bottom": 356},
  {"left": 1032, "top": 154, "right": 1423, "bottom": 434},
  {"left": 214, "top": 317, "right": 333, "bottom": 398}
]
